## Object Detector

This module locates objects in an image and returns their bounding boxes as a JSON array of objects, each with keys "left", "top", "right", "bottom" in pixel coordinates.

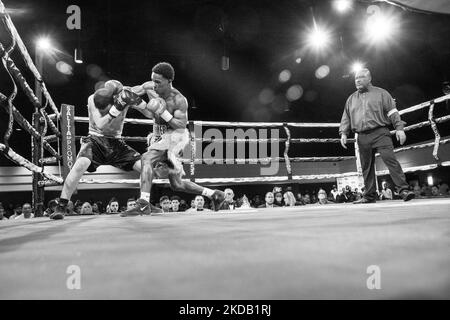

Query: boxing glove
[
  {"left": 147, "top": 98, "right": 173, "bottom": 122},
  {"left": 109, "top": 88, "right": 145, "bottom": 118},
  {"left": 104, "top": 80, "right": 123, "bottom": 95}
]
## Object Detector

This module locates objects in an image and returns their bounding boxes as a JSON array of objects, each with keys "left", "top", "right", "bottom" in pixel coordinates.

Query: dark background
[{"left": 1, "top": 0, "right": 449, "bottom": 167}]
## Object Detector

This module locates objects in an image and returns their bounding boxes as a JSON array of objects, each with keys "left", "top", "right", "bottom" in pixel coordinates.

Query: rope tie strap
[
  {"left": 428, "top": 101, "right": 441, "bottom": 161},
  {"left": 283, "top": 124, "right": 292, "bottom": 176}
]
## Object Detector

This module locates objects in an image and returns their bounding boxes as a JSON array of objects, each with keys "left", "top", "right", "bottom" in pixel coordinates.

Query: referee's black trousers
[{"left": 357, "top": 127, "right": 409, "bottom": 200}]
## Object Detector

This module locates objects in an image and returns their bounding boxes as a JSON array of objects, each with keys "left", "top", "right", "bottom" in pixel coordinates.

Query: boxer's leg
[{"left": 168, "top": 171, "right": 225, "bottom": 211}]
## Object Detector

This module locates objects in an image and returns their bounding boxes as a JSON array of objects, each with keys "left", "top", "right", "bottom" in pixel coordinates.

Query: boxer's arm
[
  {"left": 90, "top": 103, "right": 119, "bottom": 130},
  {"left": 167, "top": 95, "right": 188, "bottom": 129},
  {"left": 131, "top": 81, "right": 158, "bottom": 99},
  {"left": 132, "top": 106, "right": 155, "bottom": 119}
]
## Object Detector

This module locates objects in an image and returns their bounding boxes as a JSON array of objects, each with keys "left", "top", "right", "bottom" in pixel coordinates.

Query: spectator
[
  {"left": 273, "top": 186, "right": 283, "bottom": 194},
  {"left": 73, "top": 200, "right": 83, "bottom": 214},
  {"left": 80, "top": 202, "right": 94, "bottom": 215},
  {"left": 126, "top": 198, "right": 136, "bottom": 211},
  {"left": 170, "top": 196, "right": 181, "bottom": 212},
  {"left": 13, "top": 203, "right": 34, "bottom": 219},
  {"left": 317, "top": 189, "right": 329, "bottom": 205},
  {"left": 107, "top": 198, "right": 120, "bottom": 214},
  {"left": 251, "top": 195, "right": 263, "bottom": 208},
  {"left": 238, "top": 195, "right": 251, "bottom": 209},
  {"left": 413, "top": 185, "right": 422, "bottom": 198},
  {"left": 274, "top": 192, "right": 284, "bottom": 207},
  {"left": 12, "top": 204, "right": 22, "bottom": 218},
  {"left": 295, "top": 193, "right": 305, "bottom": 205},
  {"left": 421, "top": 184, "right": 432, "bottom": 197},
  {"left": 302, "top": 193, "right": 311, "bottom": 205},
  {"left": 185, "top": 195, "right": 212, "bottom": 213},
  {"left": 335, "top": 188, "right": 348, "bottom": 203},
  {"left": 66, "top": 200, "right": 77, "bottom": 216},
  {"left": 283, "top": 191, "right": 297, "bottom": 207},
  {"left": 160, "top": 196, "right": 172, "bottom": 213},
  {"left": 0, "top": 206, "right": 7, "bottom": 220},
  {"left": 431, "top": 185, "right": 442, "bottom": 197},
  {"left": 380, "top": 181, "right": 393, "bottom": 200},
  {"left": 179, "top": 199, "right": 189, "bottom": 211},
  {"left": 344, "top": 185, "right": 355, "bottom": 202},
  {"left": 330, "top": 185, "right": 339, "bottom": 201},
  {"left": 219, "top": 188, "right": 239, "bottom": 210},
  {"left": 438, "top": 181, "right": 449, "bottom": 196},
  {"left": 354, "top": 188, "right": 363, "bottom": 201},
  {"left": 92, "top": 202, "right": 100, "bottom": 214},
  {"left": 44, "top": 199, "right": 58, "bottom": 217},
  {"left": 258, "top": 192, "right": 279, "bottom": 208}
]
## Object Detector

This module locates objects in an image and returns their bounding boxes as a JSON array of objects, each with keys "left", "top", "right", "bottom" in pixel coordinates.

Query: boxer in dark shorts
[
  {"left": 51, "top": 80, "right": 158, "bottom": 219},
  {"left": 79, "top": 135, "right": 141, "bottom": 173}
]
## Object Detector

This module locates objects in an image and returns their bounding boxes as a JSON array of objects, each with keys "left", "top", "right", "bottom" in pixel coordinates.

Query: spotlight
[
  {"left": 333, "top": 0, "right": 352, "bottom": 13},
  {"left": 351, "top": 61, "right": 364, "bottom": 73},
  {"left": 36, "top": 37, "right": 53, "bottom": 51},
  {"left": 295, "top": 57, "right": 302, "bottom": 64},
  {"left": 365, "top": 12, "right": 397, "bottom": 43},
  {"left": 306, "top": 26, "right": 330, "bottom": 50}
]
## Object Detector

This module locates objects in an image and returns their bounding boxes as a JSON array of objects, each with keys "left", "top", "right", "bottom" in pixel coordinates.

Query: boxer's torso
[{"left": 87, "top": 94, "right": 128, "bottom": 138}]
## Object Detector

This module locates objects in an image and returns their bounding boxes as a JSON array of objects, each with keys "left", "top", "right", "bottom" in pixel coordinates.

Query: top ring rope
[
  {"left": 0, "top": 42, "right": 60, "bottom": 136},
  {"left": 0, "top": 1, "right": 59, "bottom": 117}
]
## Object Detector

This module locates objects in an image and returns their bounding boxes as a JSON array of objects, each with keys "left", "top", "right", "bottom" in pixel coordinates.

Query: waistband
[
  {"left": 88, "top": 131, "right": 122, "bottom": 139},
  {"left": 354, "top": 126, "right": 387, "bottom": 135}
]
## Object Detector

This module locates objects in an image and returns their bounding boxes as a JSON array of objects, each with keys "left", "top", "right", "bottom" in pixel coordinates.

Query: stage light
[
  {"left": 427, "top": 175, "right": 434, "bottom": 186},
  {"left": 56, "top": 61, "right": 73, "bottom": 75},
  {"left": 278, "top": 70, "right": 291, "bottom": 83},
  {"left": 315, "top": 65, "right": 330, "bottom": 79},
  {"left": 286, "top": 85, "right": 303, "bottom": 101},
  {"left": 351, "top": 61, "right": 364, "bottom": 73},
  {"left": 36, "top": 37, "right": 53, "bottom": 52},
  {"left": 295, "top": 57, "right": 302, "bottom": 64},
  {"left": 365, "top": 13, "right": 397, "bottom": 43},
  {"left": 333, "top": 0, "right": 352, "bottom": 13},
  {"left": 306, "top": 25, "right": 331, "bottom": 50}
]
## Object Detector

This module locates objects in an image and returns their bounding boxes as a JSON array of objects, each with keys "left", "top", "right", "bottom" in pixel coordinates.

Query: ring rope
[
  {"left": 0, "top": 42, "right": 60, "bottom": 136},
  {"left": 0, "top": 5, "right": 60, "bottom": 117},
  {"left": 398, "top": 94, "right": 450, "bottom": 115},
  {"left": 0, "top": 41, "right": 17, "bottom": 148},
  {"left": 0, "top": 93, "right": 60, "bottom": 158},
  {"left": 0, "top": 143, "right": 63, "bottom": 184}
]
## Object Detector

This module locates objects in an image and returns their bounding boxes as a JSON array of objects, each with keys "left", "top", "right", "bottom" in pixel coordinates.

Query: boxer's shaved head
[{"left": 93, "top": 88, "right": 114, "bottom": 110}]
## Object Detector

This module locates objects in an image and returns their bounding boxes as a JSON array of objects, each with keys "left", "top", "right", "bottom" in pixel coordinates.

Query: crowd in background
[{"left": 1, "top": 180, "right": 449, "bottom": 220}]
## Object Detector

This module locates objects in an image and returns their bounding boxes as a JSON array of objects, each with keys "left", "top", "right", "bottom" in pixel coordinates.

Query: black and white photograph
[{"left": 0, "top": 0, "right": 449, "bottom": 306}]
